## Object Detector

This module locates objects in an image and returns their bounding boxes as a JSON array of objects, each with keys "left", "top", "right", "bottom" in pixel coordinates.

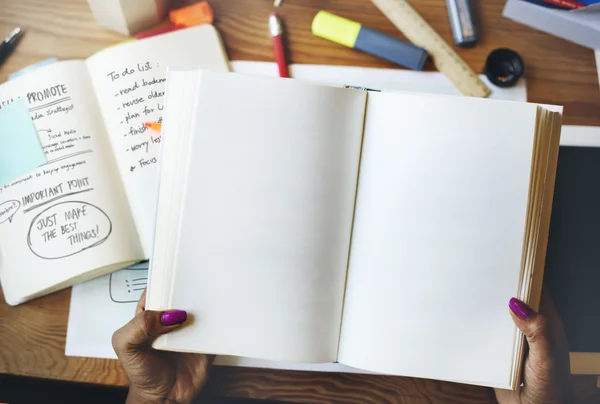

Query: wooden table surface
[{"left": 0, "top": 0, "right": 599, "bottom": 403}]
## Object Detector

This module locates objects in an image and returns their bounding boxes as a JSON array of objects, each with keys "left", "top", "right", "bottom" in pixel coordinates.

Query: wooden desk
[{"left": 0, "top": 0, "right": 599, "bottom": 403}]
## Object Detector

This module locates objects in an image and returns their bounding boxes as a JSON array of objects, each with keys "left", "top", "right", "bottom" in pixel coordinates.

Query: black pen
[{"left": 0, "top": 28, "right": 24, "bottom": 67}]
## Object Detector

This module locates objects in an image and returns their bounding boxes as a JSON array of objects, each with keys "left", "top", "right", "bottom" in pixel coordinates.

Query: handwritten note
[
  {"left": 28, "top": 201, "right": 111, "bottom": 259},
  {"left": 0, "top": 27, "right": 229, "bottom": 305},
  {"left": 24, "top": 83, "right": 87, "bottom": 159},
  {"left": 0, "top": 60, "right": 143, "bottom": 305},
  {"left": 105, "top": 61, "right": 164, "bottom": 173},
  {"left": 85, "top": 25, "right": 230, "bottom": 255},
  {"left": 0, "top": 200, "right": 21, "bottom": 225}
]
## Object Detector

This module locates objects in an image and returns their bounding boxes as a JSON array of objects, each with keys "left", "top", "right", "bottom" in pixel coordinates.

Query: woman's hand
[
  {"left": 112, "top": 290, "right": 212, "bottom": 404},
  {"left": 495, "top": 289, "right": 572, "bottom": 404}
]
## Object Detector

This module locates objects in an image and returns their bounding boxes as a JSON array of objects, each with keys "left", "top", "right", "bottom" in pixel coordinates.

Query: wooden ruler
[{"left": 371, "top": 0, "right": 491, "bottom": 98}]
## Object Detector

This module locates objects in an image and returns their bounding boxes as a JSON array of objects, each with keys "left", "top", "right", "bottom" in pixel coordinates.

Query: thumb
[
  {"left": 508, "top": 297, "right": 553, "bottom": 370},
  {"left": 112, "top": 309, "right": 187, "bottom": 356}
]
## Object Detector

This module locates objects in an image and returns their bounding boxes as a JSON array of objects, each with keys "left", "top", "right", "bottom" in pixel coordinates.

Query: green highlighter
[{"left": 312, "top": 11, "right": 429, "bottom": 71}]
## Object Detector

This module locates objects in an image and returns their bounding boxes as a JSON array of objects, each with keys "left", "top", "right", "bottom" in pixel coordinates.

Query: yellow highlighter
[{"left": 312, "top": 11, "right": 428, "bottom": 71}]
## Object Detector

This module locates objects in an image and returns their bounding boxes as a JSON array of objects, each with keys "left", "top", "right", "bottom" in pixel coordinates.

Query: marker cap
[
  {"left": 485, "top": 48, "right": 525, "bottom": 88},
  {"left": 312, "top": 11, "right": 361, "bottom": 48}
]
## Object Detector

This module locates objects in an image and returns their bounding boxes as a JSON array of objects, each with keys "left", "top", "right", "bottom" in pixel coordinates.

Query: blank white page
[
  {"left": 151, "top": 72, "right": 367, "bottom": 363},
  {"left": 338, "top": 92, "right": 539, "bottom": 387}
]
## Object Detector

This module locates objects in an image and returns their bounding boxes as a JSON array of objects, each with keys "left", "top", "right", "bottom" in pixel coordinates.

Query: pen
[
  {"left": 269, "top": 13, "right": 290, "bottom": 78},
  {"left": 540, "top": 0, "right": 586, "bottom": 9},
  {"left": 0, "top": 28, "right": 24, "bottom": 67}
]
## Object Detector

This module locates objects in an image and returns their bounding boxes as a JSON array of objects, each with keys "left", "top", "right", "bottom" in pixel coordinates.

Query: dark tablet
[{"left": 545, "top": 127, "right": 600, "bottom": 357}]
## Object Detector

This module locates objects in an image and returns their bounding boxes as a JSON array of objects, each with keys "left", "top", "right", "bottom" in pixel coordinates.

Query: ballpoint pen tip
[{"left": 7, "top": 27, "right": 24, "bottom": 45}]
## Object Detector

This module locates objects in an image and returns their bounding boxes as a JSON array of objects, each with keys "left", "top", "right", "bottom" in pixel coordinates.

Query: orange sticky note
[
  {"left": 169, "top": 2, "right": 214, "bottom": 27},
  {"left": 144, "top": 122, "right": 162, "bottom": 132}
]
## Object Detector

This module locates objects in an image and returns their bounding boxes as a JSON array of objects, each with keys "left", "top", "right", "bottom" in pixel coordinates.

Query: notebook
[
  {"left": 64, "top": 61, "right": 528, "bottom": 364},
  {"left": 0, "top": 25, "right": 229, "bottom": 306},
  {"left": 146, "top": 70, "right": 563, "bottom": 390}
]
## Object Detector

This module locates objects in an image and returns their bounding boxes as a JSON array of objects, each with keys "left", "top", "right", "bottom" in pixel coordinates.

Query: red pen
[{"left": 269, "top": 13, "right": 289, "bottom": 78}]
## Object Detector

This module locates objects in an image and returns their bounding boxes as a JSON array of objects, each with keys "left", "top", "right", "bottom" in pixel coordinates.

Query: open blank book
[{"left": 146, "top": 70, "right": 563, "bottom": 389}]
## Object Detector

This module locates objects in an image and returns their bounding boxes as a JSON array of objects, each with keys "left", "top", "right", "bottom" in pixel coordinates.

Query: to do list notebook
[{"left": 0, "top": 25, "right": 229, "bottom": 306}]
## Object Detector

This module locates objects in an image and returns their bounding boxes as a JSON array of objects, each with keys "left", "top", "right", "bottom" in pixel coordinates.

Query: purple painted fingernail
[
  {"left": 509, "top": 298, "right": 533, "bottom": 320},
  {"left": 161, "top": 310, "right": 187, "bottom": 326}
]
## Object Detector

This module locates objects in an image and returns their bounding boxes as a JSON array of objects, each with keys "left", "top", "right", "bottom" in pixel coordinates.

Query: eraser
[{"left": 169, "top": 1, "right": 214, "bottom": 27}]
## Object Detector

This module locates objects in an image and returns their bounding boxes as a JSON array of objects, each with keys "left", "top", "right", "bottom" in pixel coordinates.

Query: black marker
[{"left": 0, "top": 28, "right": 24, "bottom": 68}]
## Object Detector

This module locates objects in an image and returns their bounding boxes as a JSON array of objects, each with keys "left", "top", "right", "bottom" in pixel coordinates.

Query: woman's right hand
[
  {"left": 495, "top": 289, "right": 572, "bottom": 404},
  {"left": 112, "top": 290, "right": 212, "bottom": 404}
]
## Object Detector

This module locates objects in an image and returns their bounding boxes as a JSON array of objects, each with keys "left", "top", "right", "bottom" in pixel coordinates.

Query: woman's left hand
[
  {"left": 494, "top": 289, "right": 572, "bottom": 404},
  {"left": 112, "top": 289, "right": 212, "bottom": 404}
]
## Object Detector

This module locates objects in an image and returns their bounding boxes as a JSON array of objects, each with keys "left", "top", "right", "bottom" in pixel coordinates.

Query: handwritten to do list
[{"left": 106, "top": 61, "right": 164, "bottom": 173}]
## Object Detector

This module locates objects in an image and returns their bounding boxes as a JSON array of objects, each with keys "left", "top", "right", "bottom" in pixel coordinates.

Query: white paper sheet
[
  {"left": 65, "top": 262, "right": 148, "bottom": 359},
  {"left": 231, "top": 61, "right": 528, "bottom": 102},
  {"left": 148, "top": 70, "right": 367, "bottom": 363},
  {"left": 65, "top": 61, "right": 527, "bottom": 370},
  {"left": 338, "top": 92, "right": 539, "bottom": 387}
]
